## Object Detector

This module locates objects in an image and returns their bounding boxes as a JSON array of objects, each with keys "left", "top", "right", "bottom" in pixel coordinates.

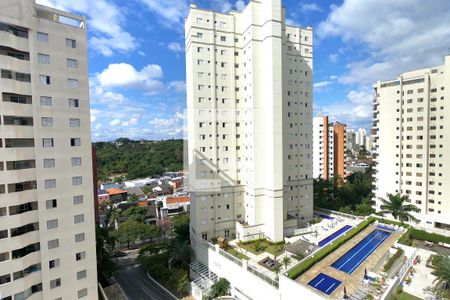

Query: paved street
[{"left": 117, "top": 264, "right": 179, "bottom": 300}]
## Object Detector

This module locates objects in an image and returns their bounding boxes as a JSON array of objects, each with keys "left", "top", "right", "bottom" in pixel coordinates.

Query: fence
[
  {"left": 218, "top": 248, "right": 243, "bottom": 267},
  {"left": 247, "top": 264, "right": 279, "bottom": 288}
]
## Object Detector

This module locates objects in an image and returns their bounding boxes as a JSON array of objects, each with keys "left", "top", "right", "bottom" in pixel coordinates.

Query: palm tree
[
  {"left": 282, "top": 255, "right": 291, "bottom": 270},
  {"left": 431, "top": 254, "right": 450, "bottom": 292},
  {"left": 379, "top": 193, "right": 420, "bottom": 224}
]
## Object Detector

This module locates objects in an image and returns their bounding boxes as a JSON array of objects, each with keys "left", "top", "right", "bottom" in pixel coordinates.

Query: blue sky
[{"left": 36, "top": 0, "right": 450, "bottom": 141}]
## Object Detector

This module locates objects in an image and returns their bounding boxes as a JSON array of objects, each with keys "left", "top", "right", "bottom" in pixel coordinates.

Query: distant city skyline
[{"left": 36, "top": 0, "right": 450, "bottom": 141}]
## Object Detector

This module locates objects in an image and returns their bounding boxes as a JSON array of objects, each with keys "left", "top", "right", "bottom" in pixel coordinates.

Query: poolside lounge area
[{"left": 297, "top": 224, "right": 403, "bottom": 299}]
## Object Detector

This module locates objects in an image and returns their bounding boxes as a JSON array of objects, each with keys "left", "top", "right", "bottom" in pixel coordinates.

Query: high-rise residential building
[
  {"left": 356, "top": 128, "right": 367, "bottom": 147},
  {"left": 373, "top": 55, "right": 450, "bottom": 231},
  {"left": 0, "top": 1, "right": 98, "bottom": 299},
  {"left": 313, "top": 116, "right": 346, "bottom": 180},
  {"left": 346, "top": 129, "right": 356, "bottom": 152},
  {"left": 365, "top": 135, "right": 373, "bottom": 152},
  {"left": 186, "top": 0, "right": 313, "bottom": 247}
]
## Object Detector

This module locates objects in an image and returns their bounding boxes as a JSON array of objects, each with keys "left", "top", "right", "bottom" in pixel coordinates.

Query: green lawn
[
  {"left": 238, "top": 239, "right": 284, "bottom": 256},
  {"left": 395, "top": 292, "right": 422, "bottom": 300},
  {"left": 226, "top": 247, "right": 250, "bottom": 260}
]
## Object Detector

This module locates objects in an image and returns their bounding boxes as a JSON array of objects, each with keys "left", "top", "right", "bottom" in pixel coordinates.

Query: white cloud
[
  {"left": 235, "top": 0, "right": 246, "bottom": 11},
  {"left": 139, "top": 0, "right": 189, "bottom": 27},
  {"left": 122, "top": 118, "right": 139, "bottom": 127},
  {"left": 109, "top": 119, "right": 121, "bottom": 126},
  {"left": 168, "top": 81, "right": 186, "bottom": 92},
  {"left": 300, "top": 3, "right": 322, "bottom": 12},
  {"left": 168, "top": 42, "right": 184, "bottom": 53},
  {"left": 36, "top": 0, "right": 137, "bottom": 56},
  {"left": 286, "top": 18, "right": 300, "bottom": 27},
  {"left": 315, "top": 88, "right": 374, "bottom": 129},
  {"left": 314, "top": 80, "right": 332, "bottom": 89},
  {"left": 148, "top": 111, "right": 185, "bottom": 136},
  {"left": 329, "top": 53, "right": 339, "bottom": 63},
  {"left": 318, "top": 0, "right": 450, "bottom": 84},
  {"left": 97, "top": 63, "right": 166, "bottom": 94}
]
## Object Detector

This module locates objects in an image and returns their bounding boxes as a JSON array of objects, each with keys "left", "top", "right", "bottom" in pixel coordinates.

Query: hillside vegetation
[{"left": 94, "top": 138, "right": 184, "bottom": 181}]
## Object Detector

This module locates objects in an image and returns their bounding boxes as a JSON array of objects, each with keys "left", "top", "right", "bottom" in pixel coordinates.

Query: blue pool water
[
  {"left": 332, "top": 229, "right": 391, "bottom": 274},
  {"left": 308, "top": 273, "right": 341, "bottom": 295},
  {"left": 315, "top": 213, "right": 335, "bottom": 220},
  {"left": 318, "top": 225, "right": 353, "bottom": 247}
]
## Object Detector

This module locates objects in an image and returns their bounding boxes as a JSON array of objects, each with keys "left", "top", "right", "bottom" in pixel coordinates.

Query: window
[
  {"left": 68, "top": 78, "right": 79, "bottom": 88},
  {"left": 69, "top": 98, "right": 79, "bottom": 108},
  {"left": 197, "top": 32, "right": 203, "bottom": 38},
  {"left": 66, "top": 38, "right": 76, "bottom": 48},
  {"left": 0, "top": 252, "right": 9, "bottom": 262},
  {"left": 76, "top": 251, "right": 86, "bottom": 261},
  {"left": 220, "top": 36, "right": 226, "bottom": 41},
  {"left": 37, "top": 53, "right": 50, "bottom": 64},
  {"left": 9, "top": 202, "right": 37, "bottom": 215},
  {"left": 72, "top": 176, "right": 82, "bottom": 186},
  {"left": 49, "top": 259, "right": 60, "bottom": 269},
  {"left": 71, "top": 157, "right": 82, "bottom": 166},
  {"left": 70, "top": 118, "right": 80, "bottom": 128},
  {"left": 44, "top": 159, "right": 55, "bottom": 168},
  {"left": 50, "top": 278, "right": 61, "bottom": 289},
  {"left": 48, "top": 239, "right": 59, "bottom": 249},
  {"left": 40, "top": 96, "right": 52, "bottom": 106},
  {"left": 44, "top": 179, "right": 56, "bottom": 189},
  {"left": 0, "top": 273, "right": 11, "bottom": 284},
  {"left": 78, "top": 288, "right": 88, "bottom": 298},
  {"left": 73, "top": 195, "right": 83, "bottom": 205},
  {"left": 71, "top": 138, "right": 81, "bottom": 146},
  {"left": 77, "top": 270, "right": 87, "bottom": 280},
  {"left": 43, "top": 138, "right": 54, "bottom": 147},
  {"left": 47, "top": 219, "right": 58, "bottom": 229},
  {"left": 41, "top": 117, "right": 53, "bottom": 127},
  {"left": 75, "top": 233, "right": 85, "bottom": 243},
  {"left": 67, "top": 58, "right": 78, "bottom": 68},
  {"left": 46, "top": 199, "right": 57, "bottom": 209},
  {"left": 39, "top": 75, "right": 51, "bottom": 85},
  {"left": 74, "top": 214, "right": 84, "bottom": 224},
  {"left": 37, "top": 32, "right": 48, "bottom": 42}
]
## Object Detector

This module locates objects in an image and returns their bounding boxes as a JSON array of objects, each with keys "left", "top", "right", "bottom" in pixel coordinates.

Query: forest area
[{"left": 94, "top": 138, "right": 184, "bottom": 181}]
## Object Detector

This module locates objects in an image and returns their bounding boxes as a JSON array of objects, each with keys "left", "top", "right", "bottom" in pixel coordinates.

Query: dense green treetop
[{"left": 94, "top": 138, "right": 184, "bottom": 181}]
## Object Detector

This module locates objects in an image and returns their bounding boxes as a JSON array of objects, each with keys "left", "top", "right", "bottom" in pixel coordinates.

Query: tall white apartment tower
[
  {"left": 186, "top": 0, "right": 314, "bottom": 247},
  {"left": 313, "top": 116, "right": 334, "bottom": 179},
  {"left": 0, "top": 1, "right": 98, "bottom": 299},
  {"left": 373, "top": 55, "right": 450, "bottom": 230}
]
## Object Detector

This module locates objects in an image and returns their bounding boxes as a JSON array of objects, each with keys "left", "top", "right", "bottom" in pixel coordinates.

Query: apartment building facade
[
  {"left": 186, "top": 0, "right": 314, "bottom": 246},
  {"left": 373, "top": 55, "right": 450, "bottom": 230},
  {"left": 313, "top": 116, "right": 346, "bottom": 181},
  {"left": 0, "top": 1, "right": 98, "bottom": 299}
]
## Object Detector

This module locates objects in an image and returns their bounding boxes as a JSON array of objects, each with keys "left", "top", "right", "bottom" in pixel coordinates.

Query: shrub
[
  {"left": 287, "top": 217, "right": 375, "bottom": 279},
  {"left": 410, "top": 229, "right": 450, "bottom": 244},
  {"left": 383, "top": 248, "right": 405, "bottom": 273},
  {"left": 398, "top": 228, "right": 413, "bottom": 246}
]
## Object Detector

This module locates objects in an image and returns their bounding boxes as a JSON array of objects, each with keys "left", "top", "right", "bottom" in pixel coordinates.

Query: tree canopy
[
  {"left": 94, "top": 139, "right": 184, "bottom": 181},
  {"left": 379, "top": 193, "right": 420, "bottom": 224}
]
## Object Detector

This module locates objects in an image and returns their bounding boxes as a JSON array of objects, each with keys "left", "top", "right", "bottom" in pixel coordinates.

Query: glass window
[
  {"left": 67, "top": 58, "right": 78, "bottom": 68},
  {"left": 77, "top": 288, "right": 88, "bottom": 298},
  {"left": 45, "top": 199, "right": 57, "bottom": 209},
  {"left": 77, "top": 270, "right": 87, "bottom": 280},
  {"left": 72, "top": 176, "right": 82, "bottom": 186},
  {"left": 69, "top": 118, "right": 80, "bottom": 127},
  {"left": 37, "top": 32, "right": 48, "bottom": 42},
  {"left": 44, "top": 179, "right": 56, "bottom": 189},
  {"left": 66, "top": 38, "right": 76, "bottom": 48},
  {"left": 42, "top": 138, "right": 54, "bottom": 147},
  {"left": 50, "top": 278, "right": 61, "bottom": 289},
  {"left": 73, "top": 195, "right": 83, "bottom": 205},
  {"left": 75, "top": 233, "right": 85, "bottom": 243},
  {"left": 74, "top": 214, "right": 84, "bottom": 224},
  {"left": 43, "top": 159, "right": 55, "bottom": 168},
  {"left": 39, "top": 75, "right": 50, "bottom": 85},
  {"left": 47, "top": 219, "right": 58, "bottom": 229},
  {"left": 69, "top": 98, "right": 79, "bottom": 108},
  {"left": 76, "top": 251, "right": 86, "bottom": 261},
  {"left": 37, "top": 53, "right": 50, "bottom": 64},
  {"left": 68, "top": 78, "right": 79, "bottom": 88},
  {"left": 48, "top": 239, "right": 59, "bottom": 249},
  {"left": 70, "top": 138, "right": 81, "bottom": 146},
  {"left": 40, "top": 96, "right": 52, "bottom": 106},
  {"left": 71, "top": 157, "right": 81, "bottom": 166},
  {"left": 41, "top": 117, "right": 53, "bottom": 127}
]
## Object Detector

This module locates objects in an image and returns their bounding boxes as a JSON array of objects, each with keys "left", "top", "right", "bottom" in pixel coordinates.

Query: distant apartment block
[
  {"left": 0, "top": 1, "right": 97, "bottom": 299},
  {"left": 313, "top": 116, "right": 346, "bottom": 180},
  {"left": 373, "top": 55, "right": 450, "bottom": 230},
  {"left": 186, "top": 0, "right": 314, "bottom": 246}
]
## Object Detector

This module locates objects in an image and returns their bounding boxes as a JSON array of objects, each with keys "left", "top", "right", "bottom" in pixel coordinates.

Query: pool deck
[{"left": 297, "top": 224, "right": 403, "bottom": 299}]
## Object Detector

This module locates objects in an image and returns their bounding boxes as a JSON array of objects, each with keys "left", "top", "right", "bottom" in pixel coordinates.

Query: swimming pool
[
  {"left": 314, "top": 213, "right": 335, "bottom": 220},
  {"left": 332, "top": 229, "right": 391, "bottom": 274},
  {"left": 308, "top": 273, "right": 341, "bottom": 295},
  {"left": 318, "top": 225, "right": 353, "bottom": 247}
]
